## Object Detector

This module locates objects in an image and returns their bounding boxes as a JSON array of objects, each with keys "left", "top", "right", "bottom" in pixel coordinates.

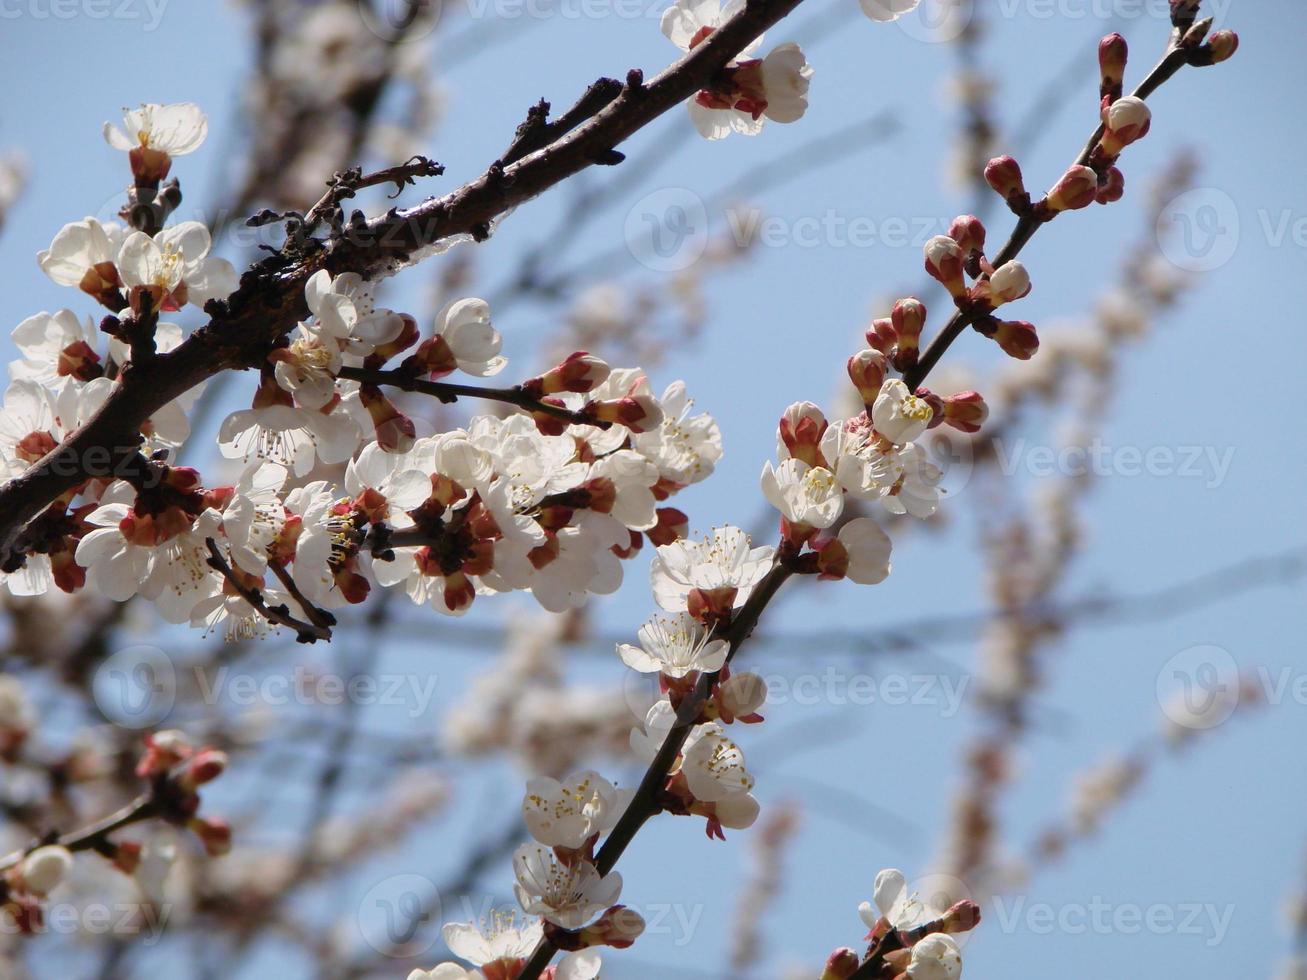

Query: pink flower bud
[
  {"left": 359, "top": 386, "right": 416, "bottom": 453},
  {"left": 865, "top": 317, "right": 897, "bottom": 355},
  {"left": 1096, "top": 166, "right": 1125, "bottom": 204},
  {"left": 821, "top": 948, "right": 860, "bottom": 980},
  {"left": 179, "top": 748, "right": 228, "bottom": 792},
  {"left": 1202, "top": 30, "right": 1239, "bottom": 64},
  {"left": 993, "top": 319, "right": 1040, "bottom": 360},
  {"left": 578, "top": 905, "right": 646, "bottom": 950},
  {"left": 586, "top": 394, "right": 664, "bottom": 433},
  {"left": 987, "top": 261, "right": 1032, "bottom": 306},
  {"left": 136, "top": 729, "right": 193, "bottom": 778},
  {"left": 923, "top": 235, "right": 967, "bottom": 299},
  {"left": 943, "top": 390, "right": 989, "bottom": 433},
  {"left": 947, "top": 215, "right": 986, "bottom": 257},
  {"left": 846, "top": 351, "right": 888, "bottom": 406},
  {"left": 984, "top": 156, "right": 1027, "bottom": 209},
  {"left": 1099, "top": 96, "right": 1151, "bottom": 156},
  {"left": 188, "top": 816, "right": 232, "bottom": 857},
  {"left": 778, "top": 401, "right": 829, "bottom": 465},
  {"left": 528, "top": 351, "right": 612, "bottom": 395},
  {"left": 1045, "top": 165, "right": 1099, "bottom": 213},
  {"left": 891, "top": 297, "right": 927, "bottom": 346},
  {"left": 941, "top": 898, "right": 983, "bottom": 934},
  {"left": 1098, "top": 33, "right": 1128, "bottom": 96}
]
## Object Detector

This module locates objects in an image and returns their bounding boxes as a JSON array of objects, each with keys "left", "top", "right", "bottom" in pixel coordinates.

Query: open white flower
[
  {"left": 512, "top": 843, "right": 622, "bottom": 929},
  {"left": 757, "top": 42, "right": 813, "bottom": 123},
  {"left": 618, "top": 613, "right": 729, "bottom": 677},
  {"left": 117, "top": 221, "right": 236, "bottom": 310},
  {"left": 523, "top": 770, "right": 628, "bottom": 849},
  {"left": 631, "top": 381, "right": 722, "bottom": 488},
  {"left": 650, "top": 525, "right": 775, "bottom": 612},
  {"left": 760, "top": 457, "right": 843, "bottom": 528},
  {"left": 103, "top": 102, "right": 208, "bottom": 158},
  {"left": 857, "top": 868, "right": 947, "bottom": 932},
  {"left": 37, "top": 217, "right": 126, "bottom": 300},
  {"left": 682, "top": 723, "right": 755, "bottom": 802},
  {"left": 20, "top": 846, "right": 73, "bottom": 897},
  {"left": 872, "top": 378, "right": 934, "bottom": 445}
]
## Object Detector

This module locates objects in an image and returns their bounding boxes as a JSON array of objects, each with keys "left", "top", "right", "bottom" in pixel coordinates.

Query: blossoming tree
[{"left": 0, "top": 0, "right": 1247, "bottom": 977}]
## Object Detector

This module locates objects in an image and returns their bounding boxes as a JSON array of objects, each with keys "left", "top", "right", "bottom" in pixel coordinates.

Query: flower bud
[
  {"left": 20, "top": 846, "right": 73, "bottom": 897},
  {"left": 179, "top": 748, "right": 228, "bottom": 792},
  {"left": 1045, "top": 165, "right": 1099, "bottom": 213},
  {"left": 578, "top": 905, "right": 646, "bottom": 950},
  {"left": 940, "top": 898, "right": 983, "bottom": 934},
  {"left": 584, "top": 394, "right": 663, "bottom": 433},
  {"left": 943, "top": 390, "right": 988, "bottom": 433},
  {"left": 647, "top": 507, "right": 689, "bottom": 547},
  {"left": 923, "top": 235, "right": 967, "bottom": 300},
  {"left": 984, "top": 155, "right": 1028, "bottom": 212},
  {"left": 1096, "top": 166, "right": 1125, "bottom": 204},
  {"left": 1182, "top": 16, "right": 1213, "bottom": 48},
  {"left": 846, "top": 350, "right": 888, "bottom": 406},
  {"left": 1198, "top": 30, "right": 1239, "bottom": 65},
  {"left": 947, "top": 215, "right": 986, "bottom": 258},
  {"left": 778, "top": 402, "right": 829, "bottom": 465},
  {"left": 136, "top": 729, "right": 193, "bottom": 778},
  {"left": 188, "top": 816, "right": 232, "bottom": 857},
  {"left": 821, "top": 948, "right": 860, "bottom": 980},
  {"left": 527, "top": 351, "right": 612, "bottom": 396},
  {"left": 987, "top": 261, "right": 1032, "bottom": 307},
  {"left": 1099, "top": 96, "right": 1151, "bottom": 157},
  {"left": 890, "top": 298, "right": 927, "bottom": 370},
  {"left": 1098, "top": 33, "right": 1128, "bottom": 98},
  {"left": 992, "top": 319, "right": 1040, "bottom": 360},
  {"left": 865, "top": 317, "right": 897, "bottom": 355},
  {"left": 359, "top": 386, "right": 416, "bottom": 454}
]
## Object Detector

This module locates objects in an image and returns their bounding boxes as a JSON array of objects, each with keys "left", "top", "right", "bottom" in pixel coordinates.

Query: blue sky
[{"left": 1, "top": 1, "right": 1304, "bottom": 977}]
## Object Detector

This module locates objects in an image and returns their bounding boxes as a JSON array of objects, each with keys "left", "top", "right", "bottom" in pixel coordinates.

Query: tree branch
[{"left": 0, "top": 0, "right": 812, "bottom": 564}]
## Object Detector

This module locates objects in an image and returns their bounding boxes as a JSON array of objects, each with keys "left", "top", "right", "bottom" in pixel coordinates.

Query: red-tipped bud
[
  {"left": 847, "top": 350, "right": 888, "bottom": 406},
  {"left": 1096, "top": 167, "right": 1125, "bottom": 204},
  {"left": 1199, "top": 30, "right": 1239, "bottom": 65},
  {"left": 947, "top": 215, "right": 986, "bottom": 258},
  {"left": 943, "top": 390, "right": 988, "bottom": 433},
  {"left": 984, "top": 156, "right": 1028, "bottom": 212},
  {"left": 1045, "top": 165, "right": 1099, "bottom": 213},
  {"left": 526, "top": 351, "right": 612, "bottom": 396},
  {"left": 187, "top": 816, "right": 233, "bottom": 857},
  {"left": 890, "top": 297, "right": 926, "bottom": 371},
  {"left": 1098, "top": 33, "right": 1128, "bottom": 98},
  {"left": 405, "top": 334, "right": 457, "bottom": 378},
  {"left": 359, "top": 386, "right": 416, "bottom": 453},
  {"left": 778, "top": 402, "right": 829, "bottom": 466},
  {"left": 584, "top": 393, "right": 663, "bottom": 433},
  {"left": 821, "top": 948, "right": 860, "bottom": 980},
  {"left": 178, "top": 748, "right": 228, "bottom": 792},
  {"left": 992, "top": 319, "right": 1040, "bottom": 360},
  {"left": 865, "top": 317, "right": 897, "bottom": 355},
  {"left": 136, "top": 729, "right": 193, "bottom": 779},
  {"left": 923, "top": 235, "right": 967, "bottom": 300},
  {"left": 1098, "top": 97, "right": 1151, "bottom": 157},
  {"left": 577, "top": 906, "right": 646, "bottom": 950},
  {"left": 941, "top": 899, "right": 983, "bottom": 934},
  {"left": 648, "top": 507, "right": 689, "bottom": 547}
]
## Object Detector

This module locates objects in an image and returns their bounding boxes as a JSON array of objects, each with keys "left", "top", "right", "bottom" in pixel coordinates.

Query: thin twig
[{"left": 204, "top": 539, "right": 332, "bottom": 643}]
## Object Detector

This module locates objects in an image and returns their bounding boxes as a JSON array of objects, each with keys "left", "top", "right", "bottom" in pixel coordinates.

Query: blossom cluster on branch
[{"left": 0, "top": 0, "right": 1243, "bottom": 976}]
